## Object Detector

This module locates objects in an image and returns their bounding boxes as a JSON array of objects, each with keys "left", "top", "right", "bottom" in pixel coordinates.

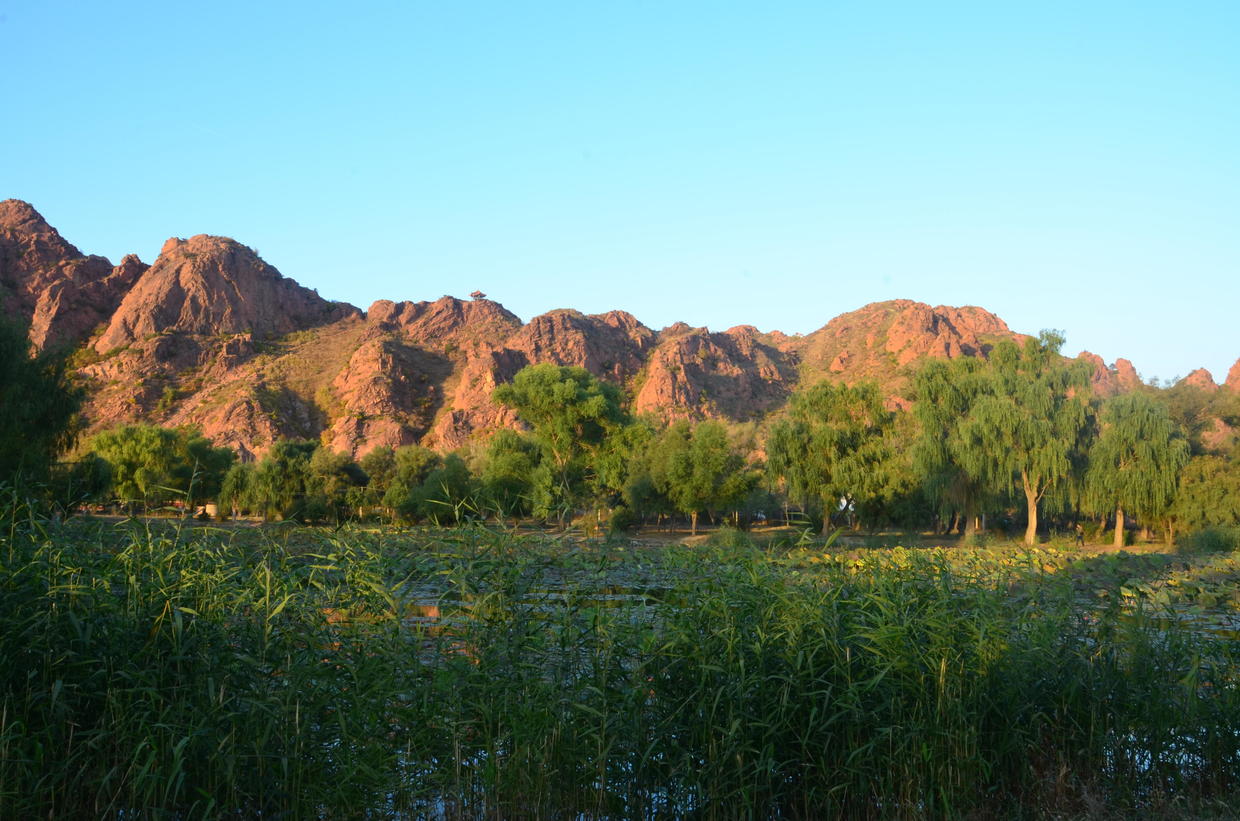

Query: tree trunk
[
  {"left": 1022, "top": 471, "right": 1038, "bottom": 546},
  {"left": 1113, "top": 507, "right": 1125, "bottom": 548},
  {"left": 691, "top": 510, "right": 698, "bottom": 536}
]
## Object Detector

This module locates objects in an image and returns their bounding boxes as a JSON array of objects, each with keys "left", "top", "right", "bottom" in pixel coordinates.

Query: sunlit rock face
[{"left": 16, "top": 198, "right": 1221, "bottom": 457}]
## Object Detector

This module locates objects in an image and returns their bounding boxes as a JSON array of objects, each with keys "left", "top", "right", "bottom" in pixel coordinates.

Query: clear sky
[{"left": 3, "top": 1, "right": 1237, "bottom": 383}]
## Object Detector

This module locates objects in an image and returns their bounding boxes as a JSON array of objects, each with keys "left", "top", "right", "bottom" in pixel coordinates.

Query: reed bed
[{"left": 2, "top": 506, "right": 1239, "bottom": 818}]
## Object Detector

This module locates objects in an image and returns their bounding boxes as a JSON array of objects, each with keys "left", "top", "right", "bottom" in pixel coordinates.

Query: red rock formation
[
  {"left": 1077, "top": 352, "right": 1115, "bottom": 397},
  {"left": 634, "top": 326, "right": 797, "bottom": 421},
  {"left": 1076, "top": 351, "right": 1148, "bottom": 398},
  {"left": 96, "top": 235, "right": 357, "bottom": 352},
  {"left": 21, "top": 201, "right": 1221, "bottom": 458},
  {"left": 1226, "top": 359, "right": 1240, "bottom": 392},
  {"left": 325, "top": 338, "right": 451, "bottom": 457},
  {"left": 426, "top": 309, "right": 655, "bottom": 447},
  {"left": 1114, "top": 359, "right": 1142, "bottom": 392},
  {"left": 503, "top": 309, "right": 655, "bottom": 382},
  {"left": 785, "top": 300, "right": 1020, "bottom": 394},
  {"left": 1180, "top": 368, "right": 1219, "bottom": 392},
  {"left": 367, "top": 295, "right": 521, "bottom": 350},
  {"left": 0, "top": 199, "right": 145, "bottom": 347}
]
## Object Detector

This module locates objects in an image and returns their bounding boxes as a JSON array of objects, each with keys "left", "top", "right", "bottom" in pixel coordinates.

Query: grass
[{"left": 2, "top": 503, "right": 1239, "bottom": 818}]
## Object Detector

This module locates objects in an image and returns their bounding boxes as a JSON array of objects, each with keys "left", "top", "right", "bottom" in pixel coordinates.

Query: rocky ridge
[{"left": 2, "top": 200, "right": 1234, "bottom": 459}]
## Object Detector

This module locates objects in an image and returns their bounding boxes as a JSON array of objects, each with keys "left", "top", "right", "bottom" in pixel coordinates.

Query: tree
[
  {"left": 403, "top": 454, "right": 480, "bottom": 525},
  {"left": 91, "top": 425, "right": 178, "bottom": 506},
  {"left": 1171, "top": 455, "right": 1240, "bottom": 533},
  {"left": 0, "top": 317, "right": 81, "bottom": 484},
  {"left": 1085, "top": 393, "right": 1189, "bottom": 546},
  {"left": 306, "top": 447, "right": 367, "bottom": 523},
  {"left": 767, "top": 381, "right": 894, "bottom": 533},
  {"left": 250, "top": 440, "right": 318, "bottom": 520},
  {"left": 915, "top": 332, "right": 1094, "bottom": 545},
  {"left": 90, "top": 425, "right": 234, "bottom": 511},
  {"left": 653, "top": 421, "right": 751, "bottom": 534},
  {"left": 358, "top": 446, "right": 397, "bottom": 514},
  {"left": 914, "top": 357, "right": 991, "bottom": 537},
  {"left": 219, "top": 462, "right": 255, "bottom": 518},
  {"left": 1158, "top": 382, "right": 1221, "bottom": 456},
  {"left": 494, "top": 364, "right": 625, "bottom": 521},
  {"left": 381, "top": 446, "right": 441, "bottom": 514},
  {"left": 180, "top": 430, "right": 236, "bottom": 506},
  {"left": 479, "top": 430, "right": 539, "bottom": 518}
]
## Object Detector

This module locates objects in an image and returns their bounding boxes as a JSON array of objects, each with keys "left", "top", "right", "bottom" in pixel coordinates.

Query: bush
[
  {"left": 705, "top": 526, "right": 754, "bottom": 550},
  {"left": 606, "top": 505, "right": 637, "bottom": 535},
  {"left": 1179, "top": 527, "right": 1240, "bottom": 554}
]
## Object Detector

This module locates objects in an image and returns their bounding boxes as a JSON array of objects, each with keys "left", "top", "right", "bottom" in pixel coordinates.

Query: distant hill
[{"left": 3, "top": 199, "right": 1234, "bottom": 458}]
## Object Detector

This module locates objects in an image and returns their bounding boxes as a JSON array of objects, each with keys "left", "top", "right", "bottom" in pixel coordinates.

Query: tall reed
[{"left": 1, "top": 508, "right": 1237, "bottom": 818}]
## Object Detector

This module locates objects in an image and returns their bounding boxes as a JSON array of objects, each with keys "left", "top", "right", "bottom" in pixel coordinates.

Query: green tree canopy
[
  {"left": 913, "top": 357, "right": 991, "bottom": 536},
  {"left": 250, "top": 440, "right": 318, "bottom": 520},
  {"left": 479, "top": 429, "right": 540, "bottom": 518},
  {"left": 0, "top": 317, "right": 81, "bottom": 484},
  {"left": 766, "top": 380, "right": 894, "bottom": 532},
  {"left": 306, "top": 447, "right": 368, "bottom": 523},
  {"left": 1172, "top": 455, "right": 1240, "bottom": 533},
  {"left": 494, "top": 364, "right": 626, "bottom": 520},
  {"left": 652, "top": 420, "right": 751, "bottom": 534},
  {"left": 359, "top": 446, "right": 397, "bottom": 494},
  {"left": 915, "top": 331, "right": 1094, "bottom": 545},
  {"left": 1085, "top": 392, "right": 1189, "bottom": 545},
  {"left": 404, "top": 453, "right": 481, "bottom": 525},
  {"left": 90, "top": 424, "right": 234, "bottom": 509},
  {"left": 381, "top": 446, "right": 441, "bottom": 513}
]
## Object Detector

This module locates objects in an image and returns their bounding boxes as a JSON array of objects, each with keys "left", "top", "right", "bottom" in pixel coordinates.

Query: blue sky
[{"left": 4, "top": 1, "right": 1238, "bottom": 383}]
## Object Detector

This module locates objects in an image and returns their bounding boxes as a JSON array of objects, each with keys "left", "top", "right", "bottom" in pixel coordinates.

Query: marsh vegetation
[{"left": 3, "top": 504, "right": 1240, "bottom": 818}]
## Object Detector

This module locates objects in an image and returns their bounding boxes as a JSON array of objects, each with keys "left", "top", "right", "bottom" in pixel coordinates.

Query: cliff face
[
  {"left": 95, "top": 234, "right": 357, "bottom": 353},
  {"left": 634, "top": 325, "right": 798, "bottom": 421},
  {"left": 0, "top": 199, "right": 146, "bottom": 348},
  {"left": 7, "top": 199, "right": 1230, "bottom": 458},
  {"left": 1078, "top": 353, "right": 1144, "bottom": 397}
]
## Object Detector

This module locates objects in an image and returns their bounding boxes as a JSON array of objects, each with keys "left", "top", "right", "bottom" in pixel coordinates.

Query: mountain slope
[{"left": 5, "top": 199, "right": 1234, "bottom": 458}]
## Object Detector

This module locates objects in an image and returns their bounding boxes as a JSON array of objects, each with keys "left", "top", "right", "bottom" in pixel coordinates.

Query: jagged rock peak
[
  {"left": 95, "top": 234, "right": 358, "bottom": 352},
  {"left": 0, "top": 199, "right": 144, "bottom": 347},
  {"left": 1, "top": 199, "right": 61, "bottom": 233},
  {"left": 1180, "top": 368, "right": 1219, "bottom": 392},
  {"left": 1224, "top": 359, "right": 1240, "bottom": 392},
  {"left": 0, "top": 199, "right": 88, "bottom": 273},
  {"left": 507, "top": 308, "right": 655, "bottom": 380},
  {"left": 1114, "top": 359, "right": 1141, "bottom": 391},
  {"left": 796, "top": 299, "right": 1018, "bottom": 380},
  {"left": 367, "top": 295, "right": 522, "bottom": 348}
]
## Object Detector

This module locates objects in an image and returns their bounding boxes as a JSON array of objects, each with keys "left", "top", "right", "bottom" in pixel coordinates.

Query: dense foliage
[
  {"left": 3, "top": 511, "right": 1240, "bottom": 818},
  {"left": 24, "top": 343, "right": 1235, "bottom": 540},
  {"left": 0, "top": 317, "right": 81, "bottom": 485}
]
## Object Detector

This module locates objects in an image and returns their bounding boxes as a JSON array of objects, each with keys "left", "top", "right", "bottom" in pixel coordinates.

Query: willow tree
[
  {"left": 652, "top": 420, "right": 750, "bottom": 534},
  {"left": 1086, "top": 393, "right": 1189, "bottom": 546},
  {"left": 1172, "top": 455, "right": 1240, "bottom": 533},
  {"left": 917, "top": 331, "right": 1093, "bottom": 545},
  {"left": 913, "top": 356, "right": 989, "bottom": 537},
  {"left": 90, "top": 424, "right": 234, "bottom": 510},
  {"left": 766, "top": 380, "right": 894, "bottom": 533}
]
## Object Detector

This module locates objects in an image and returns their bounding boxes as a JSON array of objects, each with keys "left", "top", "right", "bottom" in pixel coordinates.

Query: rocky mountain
[
  {"left": 95, "top": 234, "right": 357, "bottom": 352},
  {"left": 0, "top": 199, "right": 147, "bottom": 348},
  {"left": 2, "top": 199, "right": 1234, "bottom": 459}
]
